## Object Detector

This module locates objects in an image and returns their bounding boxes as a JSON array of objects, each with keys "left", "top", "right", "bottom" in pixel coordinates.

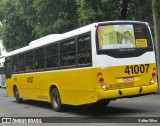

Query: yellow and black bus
[{"left": 5, "top": 21, "right": 158, "bottom": 111}]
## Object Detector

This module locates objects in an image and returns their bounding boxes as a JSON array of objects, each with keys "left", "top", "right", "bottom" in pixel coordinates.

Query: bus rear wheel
[
  {"left": 14, "top": 87, "right": 23, "bottom": 103},
  {"left": 51, "top": 88, "right": 63, "bottom": 112}
]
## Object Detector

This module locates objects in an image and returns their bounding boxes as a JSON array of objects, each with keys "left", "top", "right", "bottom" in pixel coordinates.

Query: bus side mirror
[{"left": 5, "top": 59, "right": 12, "bottom": 78}]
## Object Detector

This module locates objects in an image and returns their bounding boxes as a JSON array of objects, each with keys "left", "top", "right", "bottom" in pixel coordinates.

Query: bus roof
[{"left": 6, "top": 20, "right": 148, "bottom": 57}]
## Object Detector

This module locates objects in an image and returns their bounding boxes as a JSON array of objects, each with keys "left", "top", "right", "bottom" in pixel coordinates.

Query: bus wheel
[
  {"left": 92, "top": 100, "right": 110, "bottom": 108},
  {"left": 14, "top": 87, "right": 23, "bottom": 103},
  {"left": 51, "top": 88, "right": 63, "bottom": 112}
]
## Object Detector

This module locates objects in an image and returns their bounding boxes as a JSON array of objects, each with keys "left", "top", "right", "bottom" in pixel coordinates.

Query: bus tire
[
  {"left": 14, "top": 87, "right": 23, "bottom": 103},
  {"left": 51, "top": 88, "right": 63, "bottom": 112}
]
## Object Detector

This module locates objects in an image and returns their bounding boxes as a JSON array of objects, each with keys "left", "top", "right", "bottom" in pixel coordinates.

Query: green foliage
[
  {"left": 127, "top": 0, "right": 152, "bottom": 23},
  {"left": 77, "top": 0, "right": 153, "bottom": 26},
  {"left": 0, "top": 0, "right": 158, "bottom": 51},
  {"left": 0, "top": 0, "right": 78, "bottom": 51},
  {"left": 154, "top": 0, "right": 160, "bottom": 17},
  {"left": 76, "top": 0, "right": 121, "bottom": 26},
  {"left": 17, "top": 0, "right": 78, "bottom": 37},
  {"left": 0, "top": 0, "right": 35, "bottom": 51}
]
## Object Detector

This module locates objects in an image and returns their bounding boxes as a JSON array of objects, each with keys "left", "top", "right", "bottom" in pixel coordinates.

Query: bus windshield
[{"left": 97, "top": 23, "right": 153, "bottom": 57}]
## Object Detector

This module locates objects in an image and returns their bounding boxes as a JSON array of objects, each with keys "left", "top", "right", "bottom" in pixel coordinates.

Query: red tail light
[
  {"left": 152, "top": 73, "right": 156, "bottom": 78},
  {"left": 99, "top": 78, "right": 104, "bottom": 83}
]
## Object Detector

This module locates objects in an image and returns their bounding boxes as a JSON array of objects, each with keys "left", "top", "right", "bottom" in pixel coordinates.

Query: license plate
[
  {"left": 108, "top": 82, "right": 134, "bottom": 90},
  {"left": 123, "top": 77, "right": 134, "bottom": 82}
]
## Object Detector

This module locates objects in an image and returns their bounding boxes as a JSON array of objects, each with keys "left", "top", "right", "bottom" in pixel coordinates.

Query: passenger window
[
  {"left": 77, "top": 34, "right": 91, "bottom": 65},
  {"left": 12, "top": 55, "right": 18, "bottom": 73},
  {"left": 34, "top": 47, "right": 45, "bottom": 70},
  {"left": 46, "top": 43, "right": 59, "bottom": 68},
  {"left": 60, "top": 38, "right": 76, "bottom": 66},
  {"left": 25, "top": 50, "right": 33, "bottom": 71},
  {"left": 18, "top": 53, "right": 25, "bottom": 71}
]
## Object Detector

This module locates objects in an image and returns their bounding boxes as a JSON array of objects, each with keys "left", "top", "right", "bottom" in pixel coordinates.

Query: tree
[
  {"left": 154, "top": 0, "right": 160, "bottom": 17},
  {"left": 17, "top": 0, "right": 78, "bottom": 37},
  {"left": 0, "top": 0, "right": 158, "bottom": 51},
  {"left": 120, "top": 0, "right": 130, "bottom": 20},
  {"left": 127, "top": 0, "right": 153, "bottom": 23},
  {"left": 77, "top": 0, "right": 153, "bottom": 26},
  {"left": 0, "top": 0, "right": 35, "bottom": 51},
  {"left": 77, "top": 0, "right": 121, "bottom": 26},
  {"left": 0, "top": 0, "right": 78, "bottom": 51}
]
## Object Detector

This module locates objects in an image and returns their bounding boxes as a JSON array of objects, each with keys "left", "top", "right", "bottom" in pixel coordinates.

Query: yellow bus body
[{"left": 6, "top": 63, "right": 158, "bottom": 105}]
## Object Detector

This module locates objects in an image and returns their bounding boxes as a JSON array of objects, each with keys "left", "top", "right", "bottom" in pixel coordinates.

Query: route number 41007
[{"left": 124, "top": 64, "right": 150, "bottom": 75}]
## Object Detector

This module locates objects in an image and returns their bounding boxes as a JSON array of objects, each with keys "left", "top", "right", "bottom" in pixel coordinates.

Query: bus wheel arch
[
  {"left": 13, "top": 85, "right": 23, "bottom": 103},
  {"left": 49, "top": 85, "right": 57, "bottom": 96},
  {"left": 49, "top": 84, "right": 64, "bottom": 112}
]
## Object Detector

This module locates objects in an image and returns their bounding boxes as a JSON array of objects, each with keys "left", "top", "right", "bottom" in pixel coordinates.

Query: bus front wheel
[
  {"left": 51, "top": 88, "right": 63, "bottom": 112},
  {"left": 14, "top": 87, "right": 23, "bottom": 103}
]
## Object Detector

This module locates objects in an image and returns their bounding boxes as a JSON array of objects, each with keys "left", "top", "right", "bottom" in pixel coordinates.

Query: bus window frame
[{"left": 5, "top": 32, "right": 93, "bottom": 75}]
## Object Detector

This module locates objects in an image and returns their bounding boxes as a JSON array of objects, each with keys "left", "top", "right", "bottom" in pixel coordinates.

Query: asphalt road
[{"left": 0, "top": 88, "right": 159, "bottom": 126}]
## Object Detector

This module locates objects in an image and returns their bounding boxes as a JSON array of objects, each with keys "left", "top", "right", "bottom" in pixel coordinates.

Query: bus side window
[
  {"left": 77, "top": 34, "right": 91, "bottom": 65},
  {"left": 60, "top": 38, "right": 76, "bottom": 66},
  {"left": 12, "top": 55, "right": 18, "bottom": 73},
  {"left": 5, "top": 57, "right": 12, "bottom": 77},
  {"left": 34, "top": 47, "right": 45, "bottom": 70},
  {"left": 25, "top": 50, "right": 33, "bottom": 71},
  {"left": 18, "top": 53, "right": 25, "bottom": 72},
  {"left": 46, "top": 43, "right": 59, "bottom": 68}
]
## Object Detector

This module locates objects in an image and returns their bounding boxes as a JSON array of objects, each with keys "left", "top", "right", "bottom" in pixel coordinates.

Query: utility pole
[{"left": 152, "top": 0, "right": 160, "bottom": 88}]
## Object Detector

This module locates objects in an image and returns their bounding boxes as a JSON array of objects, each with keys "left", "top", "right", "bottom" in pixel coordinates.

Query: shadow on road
[{"left": 14, "top": 99, "right": 147, "bottom": 117}]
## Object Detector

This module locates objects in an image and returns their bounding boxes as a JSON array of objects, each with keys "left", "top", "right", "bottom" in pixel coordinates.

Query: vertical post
[{"left": 152, "top": 0, "right": 160, "bottom": 88}]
